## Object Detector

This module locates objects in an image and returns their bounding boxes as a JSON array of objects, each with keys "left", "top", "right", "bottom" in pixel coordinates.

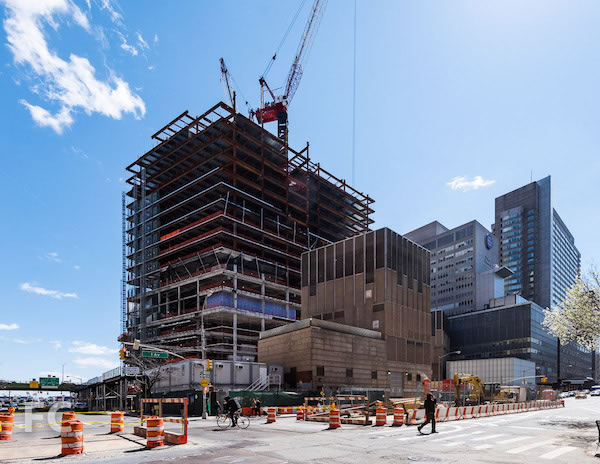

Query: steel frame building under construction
[{"left": 124, "top": 102, "right": 374, "bottom": 362}]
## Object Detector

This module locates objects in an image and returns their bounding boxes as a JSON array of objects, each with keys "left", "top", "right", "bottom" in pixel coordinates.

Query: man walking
[{"left": 417, "top": 393, "right": 437, "bottom": 434}]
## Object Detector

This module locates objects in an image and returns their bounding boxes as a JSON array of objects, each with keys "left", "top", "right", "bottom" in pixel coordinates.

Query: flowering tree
[{"left": 543, "top": 269, "right": 600, "bottom": 350}]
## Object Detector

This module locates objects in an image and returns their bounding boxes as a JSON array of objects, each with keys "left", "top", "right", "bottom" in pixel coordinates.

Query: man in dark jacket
[
  {"left": 224, "top": 396, "right": 239, "bottom": 427},
  {"left": 418, "top": 393, "right": 437, "bottom": 434}
]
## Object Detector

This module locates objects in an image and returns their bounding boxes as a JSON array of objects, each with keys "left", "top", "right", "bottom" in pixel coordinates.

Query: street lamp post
[
  {"left": 200, "top": 290, "right": 214, "bottom": 420},
  {"left": 438, "top": 351, "right": 461, "bottom": 381}
]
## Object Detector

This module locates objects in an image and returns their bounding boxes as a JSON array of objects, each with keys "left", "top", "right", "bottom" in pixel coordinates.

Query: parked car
[
  {"left": 559, "top": 392, "right": 570, "bottom": 399},
  {"left": 590, "top": 390, "right": 600, "bottom": 397},
  {"left": 575, "top": 392, "right": 587, "bottom": 399}
]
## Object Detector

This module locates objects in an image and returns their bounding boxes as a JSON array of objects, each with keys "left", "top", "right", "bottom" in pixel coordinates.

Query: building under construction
[{"left": 123, "top": 101, "right": 374, "bottom": 363}]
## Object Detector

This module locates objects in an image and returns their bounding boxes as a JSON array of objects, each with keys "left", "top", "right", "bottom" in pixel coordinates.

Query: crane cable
[
  {"left": 262, "top": 0, "right": 309, "bottom": 78},
  {"left": 352, "top": 0, "right": 357, "bottom": 185}
]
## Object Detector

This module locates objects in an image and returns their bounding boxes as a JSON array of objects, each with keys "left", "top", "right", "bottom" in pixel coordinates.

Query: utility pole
[{"left": 200, "top": 290, "right": 214, "bottom": 419}]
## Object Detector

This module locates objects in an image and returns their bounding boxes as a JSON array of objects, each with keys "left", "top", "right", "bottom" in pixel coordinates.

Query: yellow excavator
[
  {"left": 453, "top": 373, "right": 486, "bottom": 406},
  {"left": 453, "top": 374, "right": 518, "bottom": 405}
]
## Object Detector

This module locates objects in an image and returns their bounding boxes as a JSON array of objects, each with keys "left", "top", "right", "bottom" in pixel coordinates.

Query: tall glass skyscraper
[{"left": 493, "top": 176, "right": 586, "bottom": 385}]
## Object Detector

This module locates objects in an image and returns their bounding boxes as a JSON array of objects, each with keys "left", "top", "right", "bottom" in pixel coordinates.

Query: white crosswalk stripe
[
  {"left": 442, "top": 441, "right": 465, "bottom": 447},
  {"left": 471, "top": 433, "right": 504, "bottom": 442},
  {"left": 539, "top": 446, "right": 576, "bottom": 460},
  {"left": 496, "top": 436, "right": 530, "bottom": 445},
  {"left": 474, "top": 444, "right": 493, "bottom": 450},
  {"left": 506, "top": 439, "right": 555, "bottom": 454}
]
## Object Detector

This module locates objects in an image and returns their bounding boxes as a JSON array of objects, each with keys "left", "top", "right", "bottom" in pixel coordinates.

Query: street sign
[
  {"left": 200, "top": 378, "right": 209, "bottom": 388},
  {"left": 124, "top": 366, "right": 141, "bottom": 376},
  {"left": 40, "top": 377, "right": 59, "bottom": 388},
  {"left": 142, "top": 350, "right": 168, "bottom": 359},
  {"left": 29, "top": 380, "right": 39, "bottom": 389}
]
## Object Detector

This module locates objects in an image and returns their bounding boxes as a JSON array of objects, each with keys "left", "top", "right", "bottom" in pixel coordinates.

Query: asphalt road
[{"left": 3, "top": 397, "right": 600, "bottom": 463}]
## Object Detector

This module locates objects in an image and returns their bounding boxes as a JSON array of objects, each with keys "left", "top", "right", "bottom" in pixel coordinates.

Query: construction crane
[
  {"left": 253, "top": 0, "right": 327, "bottom": 144},
  {"left": 219, "top": 57, "right": 236, "bottom": 110}
]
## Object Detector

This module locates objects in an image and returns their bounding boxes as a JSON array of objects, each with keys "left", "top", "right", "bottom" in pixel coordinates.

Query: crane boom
[
  {"left": 254, "top": 0, "right": 327, "bottom": 145},
  {"left": 284, "top": 0, "right": 327, "bottom": 103},
  {"left": 219, "top": 57, "right": 235, "bottom": 109}
]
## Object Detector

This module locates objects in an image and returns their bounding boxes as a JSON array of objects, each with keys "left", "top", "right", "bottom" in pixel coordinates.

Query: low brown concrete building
[{"left": 258, "top": 318, "right": 388, "bottom": 391}]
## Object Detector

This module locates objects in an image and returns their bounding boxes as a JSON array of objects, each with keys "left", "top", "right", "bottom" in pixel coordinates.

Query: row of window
[{"left": 315, "top": 366, "right": 422, "bottom": 382}]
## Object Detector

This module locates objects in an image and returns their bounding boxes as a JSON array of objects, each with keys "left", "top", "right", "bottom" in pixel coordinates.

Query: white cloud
[
  {"left": 20, "top": 282, "right": 78, "bottom": 300},
  {"left": 74, "top": 357, "right": 118, "bottom": 370},
  {"left": 0, "top": 323, "right": 19, "bottom": 331},
  {"left": 73, "top": 265, "right": 80, "bottom": 270},
  {"left": 153, "top": 33, "right": 158, "bottom": 44},
  {"left": 20, "top": 101, "right": 74, "bottom": 134},
  {"left": 136, "top": 31, "right": 148, "bottom": 50},
  {"left": 3, "top": 0, "right": 145, "bottom": 134},
  {"left": 447, "top": 176, "right": 496, "bottom": 192},
  {"left": 42, "top": 251, "right": 62, "bottom": 263},
  {"left": 69, "top": 341, "right": 116, "bottom": 356},
  {"left": 99, "top": 0, "right": 122, "bottom": 25},
  {"left": 49, "top": 340, "right": 62, "bottom": 349},
  {"left": 118, "top": 33, "right": 138, "bottom": 56},
  {"left": 13, "top": 338, "right": 29, "bottom": 344},
  {"left": 147, "top": 65, "right": 154, "bottom": 71}
]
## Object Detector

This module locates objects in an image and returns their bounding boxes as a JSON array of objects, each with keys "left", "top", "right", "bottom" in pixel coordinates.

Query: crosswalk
[{"left": 393, "top": 428, "right": 577, "bottom": 460}]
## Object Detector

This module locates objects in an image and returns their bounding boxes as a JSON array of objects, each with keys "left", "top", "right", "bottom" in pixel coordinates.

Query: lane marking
[
  {"left": 496, "top": 436, "right": 530, "bottom": 445},
  {"left": 507, "top": 425, "right": 546, "bottom": 431},
  {"left": 539, "top": 446, "right": 576, "bottom": 460},
  {"left": 443, "top": 441, "right": 465, "bottom": 447},
  {"left": 471, "top": 434, "right": 504, "bottom": 442},
  {"left": 474, "top": 444, "right": 492, "bottom": 450},
  {"left": 506, "top": 439, "right": 555, "bottom": 454}
]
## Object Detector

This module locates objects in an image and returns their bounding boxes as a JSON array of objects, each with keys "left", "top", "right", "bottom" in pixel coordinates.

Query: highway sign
[
  {"left": 200, "top": 378, "right": 209, "bottom": 388},
  {"left": 142, "top": 350, "right": 168, "bottom": 359},
  {"left": 40, "top": 377, "right": 59, "bottom": 388},
  {"left": 29, "top": 380, "right": 39, "bottom": 389}
]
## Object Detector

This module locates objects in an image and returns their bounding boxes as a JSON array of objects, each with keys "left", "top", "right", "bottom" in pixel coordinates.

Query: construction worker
[{"left": 418, "top": 393, "right": 437, "bottom": 434}]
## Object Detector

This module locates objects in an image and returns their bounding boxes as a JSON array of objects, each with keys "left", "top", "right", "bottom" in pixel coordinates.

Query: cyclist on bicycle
[{"left": 224, "top": 396, "right": 240, "bottom": 427}]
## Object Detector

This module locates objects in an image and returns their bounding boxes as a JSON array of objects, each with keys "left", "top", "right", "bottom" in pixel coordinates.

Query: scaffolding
[{"left": 123, "top": 101, "right": 374, "bottom": 361}]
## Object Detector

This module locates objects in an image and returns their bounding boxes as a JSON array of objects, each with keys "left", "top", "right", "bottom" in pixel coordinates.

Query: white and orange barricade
[
  {"left": 62, "top": 411, "right": 76, "bottom": 423},
  {"left": 146, "top": 417, "right": 164, "bottom": 448},
  {"left": 266, "top": 407, "right": 277, "bottom": 424},
  {"left": 296, "top": 406, "right": 305, "bottom": 421},
  {"left": 137, "top": 398, "right": 188, "bottom": 445},
  {"left": 392, "top": 407, "right": 404, "bottom": 426},
  {"left": 375, "top": 406, "right": 387, "bottom": 426},
  {"left": 110, "top": 411, "right": 124, "bottom": 433},
  {"left": 61, "top": 420, "right": 84, "bottom": 455},
  {"left": 0, "top": 414, "right": 14, "bottom": 441},
  {"left": 329, "top": 408, "right": 341, "bottom": 429}
]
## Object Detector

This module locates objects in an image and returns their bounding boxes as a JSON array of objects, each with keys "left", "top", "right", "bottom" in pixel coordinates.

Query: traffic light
[
  {"left": 206, "top": 359, "right": 213, "bottom": 371},
  {"left": 119, "top": 347, "right": 127, "bottom": 360}
]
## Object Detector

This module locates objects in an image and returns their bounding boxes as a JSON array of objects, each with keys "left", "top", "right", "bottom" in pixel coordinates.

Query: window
[
  {"left": 417, "top": 374, "right": 421, "bottom": 382},
  {"left": 316, "top": 366, "right": 324, "bottom": 376},
  {"left": 406, "top": 373, "right": 412, "bottom": 381},
  {"left": 373, "top": 303, "right": 384, "bottom": 312},
  {"left": 346, "top": 368, "right": 353, "bottom": 378},
  {"left": 371, "top": 370, "right": 378, "bottom": 379}
]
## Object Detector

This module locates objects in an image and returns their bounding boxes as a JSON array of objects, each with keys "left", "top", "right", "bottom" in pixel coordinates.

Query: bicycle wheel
[
  {"left": 216, "top": 414, "right": 231, "bottom": 428},
  {"left": 237, "top": 415, "right": 250, "bottom": 429}
]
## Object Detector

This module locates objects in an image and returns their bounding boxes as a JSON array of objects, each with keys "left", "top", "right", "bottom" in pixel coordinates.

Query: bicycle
[{"left": 216, "top": 410, "right": 250, "bottom": 429}]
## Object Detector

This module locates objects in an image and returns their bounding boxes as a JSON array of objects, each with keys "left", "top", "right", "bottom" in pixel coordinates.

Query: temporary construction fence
[
  {"left": 134, "top": 398, "right": 188, "bottom": 445},
  {"left": 405, "top": 399, "right": 564, "bottom": 425}
]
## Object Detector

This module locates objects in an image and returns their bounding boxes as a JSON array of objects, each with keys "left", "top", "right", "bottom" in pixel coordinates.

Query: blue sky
[{"left": 0, "top": 0, "right": 598, "bottom": 382}]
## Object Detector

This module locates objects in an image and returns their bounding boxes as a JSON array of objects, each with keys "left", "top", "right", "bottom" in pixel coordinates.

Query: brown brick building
[{"left": 258, "top": 227, "right": 432, "bottom": 396}]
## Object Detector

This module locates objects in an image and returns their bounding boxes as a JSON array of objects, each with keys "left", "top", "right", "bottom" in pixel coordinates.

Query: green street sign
[
  {"left": 142, "top": 350, "right": 168, "bottom": 359},
  {"left": 40, "top": 377, "right": 60, "bottom": 387}
]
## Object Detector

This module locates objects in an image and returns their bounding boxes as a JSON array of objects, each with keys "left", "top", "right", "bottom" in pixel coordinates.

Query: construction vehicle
[
  {"left": 453, "top": 373, "right": 486, "bottom": 406},
  {"left": 453, "top": 374, "right": 523, "bottom": 405}
]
